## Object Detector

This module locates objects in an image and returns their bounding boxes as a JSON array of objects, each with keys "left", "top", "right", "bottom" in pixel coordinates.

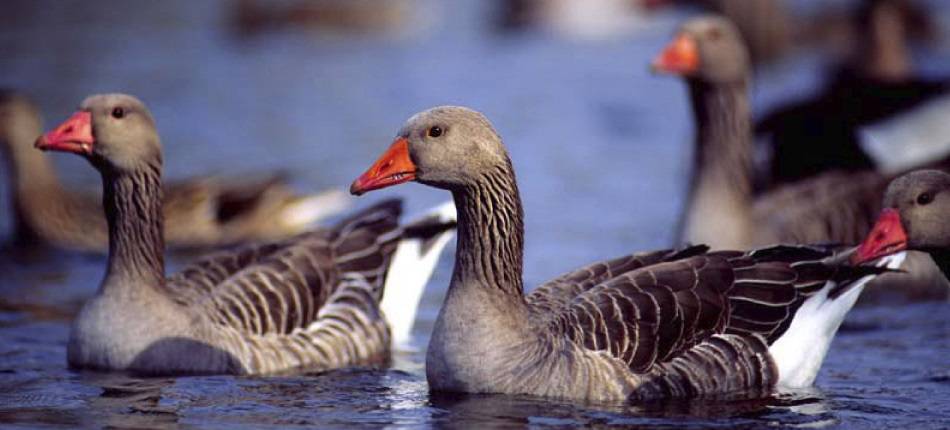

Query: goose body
[
  {"left": 37, "top": 94, "right": 454, "bottom": 374},
  {"left": 0, "top": 90, "right": 349, "bottom": 253},
  {"left": 350, "top": 106, "right": 896, "bottom": 402}
]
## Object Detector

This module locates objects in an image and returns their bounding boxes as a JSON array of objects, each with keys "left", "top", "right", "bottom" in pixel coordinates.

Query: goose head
[
  {"left": 853, "top": 170, "right": 950, "bottom": 264},
  {"left": 351, "top": 106, "right": 506, "bottom": 194},
  {"left": 35, "top": 93, "right": 161, "bottom": 173},
  {"left": 652, "top": 15, "right": 750, "bottom": 84}
]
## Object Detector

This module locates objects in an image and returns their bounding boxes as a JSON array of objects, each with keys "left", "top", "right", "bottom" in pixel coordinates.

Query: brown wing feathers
[
  {"left": 633, "top": 334, "right": 776, "bottom": 401},
  {"left": 544, "top": 244, "right": 891, "bottom": 388},
  {"left": 171, "top": 199, "right": 403, "bottom": 339},
  {"left": 554, "top": 254, "right": 733, "bottom": 374},
  {"left": 527, "top": 245, "right": 709, "bottom": 315}
]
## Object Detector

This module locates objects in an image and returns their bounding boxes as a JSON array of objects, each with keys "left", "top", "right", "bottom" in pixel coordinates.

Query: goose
[
  {"left": 653, "top": 15, "right": 948, "bottom": 301},
  {"left": 653, "top": 16, "right": 885, "bottom": 249},
  {"left": 853, "top": 170, "right": 950, "bottom": 280},
  {"left": 34, "top": 93, "right": 455, "bottom": 374},
  {"left": 653, "top": 16, "right": 950, "bottom": 247},
  {"left": 756, "top": 0, "right": 948, "bottom": 187},
  {"left": 0, "top": 89, "right": 349, "bottom": 253},
  {"left": 349, "top": 105, "right": 898, "bottom": 402}
]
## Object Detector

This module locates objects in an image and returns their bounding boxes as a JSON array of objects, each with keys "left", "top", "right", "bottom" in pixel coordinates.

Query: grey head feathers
[
  {"left": 883, "top": 169, "right": 950, "bottom": 250},
  {"left": 680, "top": 15, "right": 750, "bottom": 84},
  {"left": 400, "top": 106, "right": 509, "bottom": 191},
  {"left": 80, "top": 93, "right": 162, "bottom": 173}
]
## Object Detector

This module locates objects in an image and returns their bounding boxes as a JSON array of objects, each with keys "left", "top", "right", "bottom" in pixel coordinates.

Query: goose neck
[
  {"left": 100, "top": 162, "right": 166, "bottom": 292},
  {"left": 3, "top": 130, "right": 65, "bottom": 243},
  {"left": 688, "top": 79, "right": 753, "bottom": 196},
  {"left": 861, "top": 1, "right": 911, "bottom": 82},
  {"left": 450, "top": 160, "right": 526, "bottom": 300},
  {"left": 679, "top": 78, "right": 755, "bottom": 247}
]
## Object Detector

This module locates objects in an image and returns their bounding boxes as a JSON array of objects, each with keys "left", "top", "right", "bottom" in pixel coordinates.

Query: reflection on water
[{"left": 1, "top": 0, "right": 949, "bottom": 428}]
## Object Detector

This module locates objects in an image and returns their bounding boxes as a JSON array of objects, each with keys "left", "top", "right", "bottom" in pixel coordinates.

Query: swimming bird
[
  {"left": 350, "top": 105, "right": 898, "bottom": 402},
  {"left": 1, "top": 89, "right": 349, "bottom": 253},
  {"left": 653, "top": 16, "right": 888, "bottom": 249},
  {"left": 35, "top": 93, "right": 455, "bottom": 374},
  {"left": 653, "top": 15, "right": 948, "bottom": 302}
]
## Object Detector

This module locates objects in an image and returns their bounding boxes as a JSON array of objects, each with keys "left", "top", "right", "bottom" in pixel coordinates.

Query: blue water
[{"left": 0, "top": 1, "right": 948, "bottom": 428}]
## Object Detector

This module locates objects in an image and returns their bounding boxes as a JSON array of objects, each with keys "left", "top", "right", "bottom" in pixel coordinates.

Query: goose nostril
[{"left": 64, "top": 126, "right": 73, "bottom": 134}]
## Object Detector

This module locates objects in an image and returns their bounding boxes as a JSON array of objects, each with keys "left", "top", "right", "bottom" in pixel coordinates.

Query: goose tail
[
  {"left": 381, "top": 201, "right": 457, "bottom": 350},
  {"left": 769, "top": 251, "right": 906, "bottom": 388}
]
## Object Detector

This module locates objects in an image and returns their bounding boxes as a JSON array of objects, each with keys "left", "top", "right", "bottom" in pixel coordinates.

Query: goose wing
[
  {"left": 535, "top": 245, "right": 885, "bottom": 396},
  {"left": 169, "top": 199, "right": 402, "bottom": 334},
  {"left": 526, "top": 245, "right": 708, "bottom": 317}
]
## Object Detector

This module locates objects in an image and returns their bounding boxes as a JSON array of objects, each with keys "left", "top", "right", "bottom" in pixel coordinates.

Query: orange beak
[
  {"left": 350, "top": 137, "right": 417, "bottom": 196},
  {"left": 652, "top": 33, "right": 699, "bottom": 75},
  {"left": 35, "top": 111, "right": 94, "bottom": 156},
  {"left": 851, "top": 208, "right": 908, "bottom": 264}
]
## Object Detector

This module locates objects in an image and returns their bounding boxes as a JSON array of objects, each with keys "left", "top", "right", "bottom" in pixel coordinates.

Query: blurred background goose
[
  {"left": 653, "top": 15, "right": 949, "bottom": 301},
  {"left": 350, "top": 105, "right": 899, "bottom": 402},
  {"left": 756, "top": 0, "right": 950, "bottom": 186},
  {"left": 0, "top": 89, "right": 350, "bottom": 253},
  {"left": 34, "top": 93, "right": 455, "bottom": 374}
]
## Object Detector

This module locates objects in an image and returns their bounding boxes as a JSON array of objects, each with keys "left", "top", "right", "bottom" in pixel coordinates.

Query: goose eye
[
  {"left": 917, "top": 192, "right": 934, "bottom": 205},
  {"left": 707, "top": 27, "right": 721, "bottom": 41},
  {"left": 427, "top": 126, "right": 443, "bottom": 138},
  {"left": 111, "top": 107, "right": 125, "bottom": 119}
]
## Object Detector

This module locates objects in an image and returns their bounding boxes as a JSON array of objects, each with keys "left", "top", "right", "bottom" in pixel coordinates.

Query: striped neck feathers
[
  {"left": 100, "top": 160, "right": 166, "bottom": 290},
  {"left": 451, "top": 157, "right": 525, "bottom": 299}
]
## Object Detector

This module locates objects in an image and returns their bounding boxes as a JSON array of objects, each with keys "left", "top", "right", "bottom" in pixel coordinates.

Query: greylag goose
[
  {"left": 853, "top": 170, "right": 950, "bottom": 280},
  {"left": 34, "top": 93, "right": 455, "bottom": 374},
  {"left": 0, "top": 90, "right": 349, "bottom": 253},
  {"left": 755, "top": 0, "right": 947, "bottom": 186},
  {"left": 653, "top": 15, "right": 949, "bottom": 250},
  {"left": 653, "top": 16, "right": 879, "bottom": 248},
  {"left": 350, "top": 105, "right": 899, "bottom": 402},
  {"left": 654, "top": 15, "right": 948, "bottom": 301}
]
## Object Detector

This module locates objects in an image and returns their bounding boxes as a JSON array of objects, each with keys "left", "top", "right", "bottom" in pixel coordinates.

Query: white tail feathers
[
  {"left": 280, "top": 188, "right": 353, "bottom": 229},
  {"left": 770, "top": 252, "right": 906, "bottom": 388},
  {"left": 381, "top": 201, "right": 457, "bottom": 350}
]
